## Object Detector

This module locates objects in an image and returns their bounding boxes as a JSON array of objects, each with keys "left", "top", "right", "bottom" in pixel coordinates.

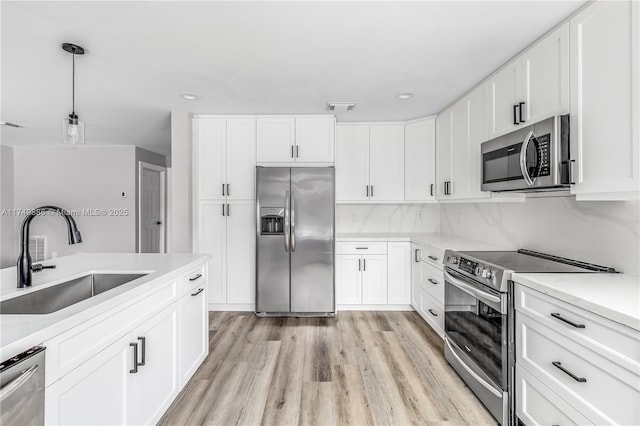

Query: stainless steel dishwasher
[{"left": 0, "top": 346, "right": 45, "bottom": 425}]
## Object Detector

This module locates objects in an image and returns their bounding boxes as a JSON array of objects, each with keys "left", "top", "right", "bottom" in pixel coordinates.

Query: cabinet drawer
[
  {"left": 414, "top": 245, "right": 443, "bottom": 270},
  {"left": 181, "top": 264, "right": 207, "bottom": 296},
  {"left": 516, "top": 364, "right": 593, "bottom": 426},
  {"left": 45, "top": 281, "right": 178, "bottom": 386},
  {"left": 516, "top": 284, "right": 639, "bottom": 369},
  {"left": 517, "top": 313, "right": 640, "bottom": 425},
  {"left": 417, "top": 289, "right": 444, "bottom": 337},
  {"left": 336, "top": 242, "right": 387, "bottom": 255},
  {"left": 419, "top": 262, "right": 444, "bottom": 304}
]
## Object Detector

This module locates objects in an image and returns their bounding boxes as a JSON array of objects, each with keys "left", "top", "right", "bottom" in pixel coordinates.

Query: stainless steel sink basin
[{"left": 0, "top": 273, "right": 147, "bottom": 315}]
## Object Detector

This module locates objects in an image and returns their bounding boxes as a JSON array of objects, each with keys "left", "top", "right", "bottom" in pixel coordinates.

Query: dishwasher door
[{"left": 0, "top": 346, "right": 45, "bottom": 425}]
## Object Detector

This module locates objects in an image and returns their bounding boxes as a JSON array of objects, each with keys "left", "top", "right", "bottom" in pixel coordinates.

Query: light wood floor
[{"left": 159, "top": 311, "right": 495, "bottom": 426}]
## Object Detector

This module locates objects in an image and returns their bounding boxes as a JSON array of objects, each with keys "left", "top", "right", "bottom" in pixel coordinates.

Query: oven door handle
[
  {"left": 445, "top": 337, "right": 502, "bottom": 399},
  {"left": 519, "top": 130, "right": 536, "bottom": 187},
  {"left": 444, "top": 270, "right": 505, "bottom": 313}
]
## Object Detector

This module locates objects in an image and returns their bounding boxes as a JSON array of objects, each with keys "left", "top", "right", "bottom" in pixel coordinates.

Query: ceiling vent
[
  {"left": 326, "top": 102, "right": 357, "bottom": 112},
  {"left": 29, "top": 236, "right": 47, "bottom": 262}
]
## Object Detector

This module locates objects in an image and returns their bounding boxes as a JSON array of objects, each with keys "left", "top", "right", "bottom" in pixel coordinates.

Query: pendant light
[{"left": 61, "top": 43, "right": 85, "bottom": 144}]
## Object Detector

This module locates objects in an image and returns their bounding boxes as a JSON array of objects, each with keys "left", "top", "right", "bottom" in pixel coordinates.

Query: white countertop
[
  {"left": 336, "top": 232, "right": 511, "bottom": 252},
  {"left": 513, "top": 272, "right": 640, "bottom": 331},
  {"left": 0, "top": 253, "right": 209, "bottom": 360}
]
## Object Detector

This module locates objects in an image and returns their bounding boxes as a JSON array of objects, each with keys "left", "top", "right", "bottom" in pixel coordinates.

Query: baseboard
[
  {"left": 337, "top": 304, "right": 414, "bottom": 311},
  {"left": 208, "top": 303, "right": 255, "bottom": 311}
]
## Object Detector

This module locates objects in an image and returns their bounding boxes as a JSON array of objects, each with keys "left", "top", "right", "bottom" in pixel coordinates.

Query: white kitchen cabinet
[
  {"left": 336, "top": 123, "right": 404, "bottom": 202},
  {"left": 335, "top": 125, "right": 369, "bottom": 201},
  {"left": 178, "top": 285, "right": 207, "bottom": 387},
  {"left": 194, "top": 117, "right": 256, "bottom": 200},
  {"left": 336, "top": 255, "right": 362, "bottom": 305},
  {"left": 196, "top": 200, "right": 254, "bottom": 306},
  {"left": 466, "top": 86, "right": 491, "bottom": 200},
  {"left": 361, "top": 255, "right": 388, "bottom": 304},
  {"left": 257, "top": 116, "right": 335, "bottom": 163},
  {"left": 489, "top": 23, "right": 569, "bottom": 138},
  {"left": 404, "top": 117, "right": 436, "bottom": 201},
  {"left": 569, "top": 1, "right": 640, "bottom": 200},
  {"left": 411, "top": 242, "right": 445, "bottom": 338},
  {"left": 387, "top": 242, "right": 411, "bottom": 304},
  {"left": 435, "top": 108, "right": 452, "bottom": 199}
]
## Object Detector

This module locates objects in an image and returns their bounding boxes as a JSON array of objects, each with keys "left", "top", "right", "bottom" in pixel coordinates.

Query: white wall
[
  {"left": 168, "top": 111, "right": 192, "bottom": 253},
  {"left": 441, "top": 197, "right": 640, "bottom": 276},
  {"left": 11, "top": 145, "right": 138, "bottom": 259},
  {"left": 337, "top": 204, "right": 440, "bottom": 234},
  {"left": 1, "top": 145, "right": 16, "bottom": 267}
]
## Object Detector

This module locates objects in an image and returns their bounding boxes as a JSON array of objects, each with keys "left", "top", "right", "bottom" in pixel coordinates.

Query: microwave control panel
[{"left": 536, "top": 133, "right": 551, "bottom": 177}]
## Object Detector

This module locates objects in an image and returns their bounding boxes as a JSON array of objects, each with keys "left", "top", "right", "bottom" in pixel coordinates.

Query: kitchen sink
[{"left": 0, "top": 273, "right": 147, "bottom": 315}]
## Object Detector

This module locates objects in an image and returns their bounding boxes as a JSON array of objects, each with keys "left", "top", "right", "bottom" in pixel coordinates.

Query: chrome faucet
[{"left": 17, "top": 206, "right": 82, "bottom": 288}]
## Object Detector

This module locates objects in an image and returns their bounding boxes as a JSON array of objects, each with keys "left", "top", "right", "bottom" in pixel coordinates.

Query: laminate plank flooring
[{"left": 159, "top": 311, "right": 495, "bottom": 426}]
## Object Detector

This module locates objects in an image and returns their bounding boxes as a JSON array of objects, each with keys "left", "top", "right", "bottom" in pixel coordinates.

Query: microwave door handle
[
  {"left": 444, "top": 270, "right": 505, "bottom": 313},
  {"left": 519, "top": 130, "right": 536, "bottom": 187},
  {"left": 284, "top": 191, "right": 290, "bottom": 252}
]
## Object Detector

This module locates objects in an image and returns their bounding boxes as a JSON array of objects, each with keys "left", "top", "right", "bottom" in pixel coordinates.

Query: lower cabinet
[
  {"left": 335, "top": 241, "right": 411, "bottom": 308},
  {"left": 44, "top": 263, "right": 209, "bottom": 425},
  {"left": 411, "top": 242, "right": 445, "bottom": 337}
]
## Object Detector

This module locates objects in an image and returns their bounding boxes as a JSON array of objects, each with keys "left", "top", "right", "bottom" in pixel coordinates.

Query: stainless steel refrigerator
[{"left": 256, "top": 167, "right": 335, "bottom": 316}]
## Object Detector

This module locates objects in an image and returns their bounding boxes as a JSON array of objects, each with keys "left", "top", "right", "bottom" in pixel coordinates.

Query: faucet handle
[{"left": 32, "top": 264, "right": 56, "bottom": 273}]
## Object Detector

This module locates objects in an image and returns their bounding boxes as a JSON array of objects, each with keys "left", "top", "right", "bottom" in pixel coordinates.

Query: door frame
[{"left": 138, "top": 161, "right": 167, "bottom": 253}]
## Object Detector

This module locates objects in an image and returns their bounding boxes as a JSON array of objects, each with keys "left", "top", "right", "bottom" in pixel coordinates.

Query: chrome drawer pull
[
  {"left": 428, "top": 278, "right": 438, "bottom": 285},
  {"left": 551, "top": 312, "right": 585, "bottom": 328},
  {"left": 191, "top": 288, "right": 204, "bottom": 297},
  {"left": 428, "top": 255, "right": 438, "bottom": 261},
  {"left": 552, "top": 361, "right": 587, "bottom": 383},
  {"left": 137, "top": 337, "right": 146, "bottom": 367},
  {"left": 189, "top": 274, "right": 202, "bottom": 281},
  {"left": 355, "top": 247, "right": 368, "bottom": 250},
  {"left": 129, "top": 343, "right": 138, "bottom": 374},
  {"left": 428, "top": 309, "right": 438, "bottom": 317}
]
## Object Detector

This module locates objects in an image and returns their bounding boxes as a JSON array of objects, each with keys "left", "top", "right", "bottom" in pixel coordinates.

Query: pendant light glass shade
[{"left": 61, "top": 43, "right": 85, "bottom": 145}]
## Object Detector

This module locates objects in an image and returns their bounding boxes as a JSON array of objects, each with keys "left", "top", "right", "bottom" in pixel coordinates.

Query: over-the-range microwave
[{"left": 481, "top": 114, "right": 571, "bottom": 192}]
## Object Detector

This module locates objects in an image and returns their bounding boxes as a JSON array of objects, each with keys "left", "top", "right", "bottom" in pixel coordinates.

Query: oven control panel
[{"left": 458, "top": 257, "right": 478, "bottom": 275}]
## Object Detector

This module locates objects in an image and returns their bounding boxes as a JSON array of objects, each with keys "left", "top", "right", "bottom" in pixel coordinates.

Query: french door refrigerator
[{"left": 256, "top": 167, "right": 335, "bottom": 316}]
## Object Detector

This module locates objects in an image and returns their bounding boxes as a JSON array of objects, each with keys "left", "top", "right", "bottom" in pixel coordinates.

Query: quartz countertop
[
  {"left": 512, "top": 272, "right": 640, "bottom": 331},
  {"left": 336, "top": 232, "right": 511, "bottom": 252},
  {"left": 0, "top": 253, "right": 209, "bottom": 360}
]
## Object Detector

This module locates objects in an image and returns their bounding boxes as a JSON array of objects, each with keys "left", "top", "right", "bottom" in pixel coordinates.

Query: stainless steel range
[{"left": 442, "top": 249, "right": 615, "bottom": 426}]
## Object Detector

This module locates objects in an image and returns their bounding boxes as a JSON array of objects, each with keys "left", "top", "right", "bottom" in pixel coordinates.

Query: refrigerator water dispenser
[{"left": 260, "top": 207, "right": 284, "bottom": 235}]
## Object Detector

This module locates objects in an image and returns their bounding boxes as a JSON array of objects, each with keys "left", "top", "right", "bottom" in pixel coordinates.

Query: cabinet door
[
  {"left": 194, "top": 118, "right": 226, "bottom": 199},
  {"left": 130, "top": 304, "right": 179, "bottom": 426},
  {"left": 405, "top": 118, "right": 436, "bottom": 201},
  {"left": 336, "top": 125, "right": 370, "bottom": 201},
  {"left": 295, "top": 117, "right": 335, "bottom": 162},
  {"left": 361, "top": 255, "right": 388, "bottom": 305},
  {"left": 522, "top": 23, "right": 569, "bottom": 124},
  {"left": 196, "top": 201, "right": 226, "bottom": 304},
  {"left": 449, "top": 99, "right": 470, "bottom": 199},
  {"left": 570, "top": 1, "right": 640, "bottom": 198},
  {"left": 256, "top": 117, "right": 295, "bottom": 163},
  {"left": 489, "top": 60, "right": 522, "bottom": 138},
  {"left": 387, "top": 242, "right": 411, "bottom": 304},
  {"left": 411, "top": 245, "right": 422, "bottom": 309},
  {"left": 225, "top": 201, "right": 255, "bottom": 304},
  {"left": 466, "top": 86, "right": 491, "bottom": 199},
  {"left": 369, "top": 124, "right": 404, "bottom": 201},
  {"left": 179, "top": 285, "right": 208, "bottom": 386},
  {"left": 226, "top": 118, "right": 256, "bottom": 200},
  {"left": 436, "top": 109, "right": 452, "bottom": 198},
  {"left": 336, "top": 255, "right": 362, "bottom": 304},
  {"left": 45, "top": 334, "right": 133, "bottom": 425}
]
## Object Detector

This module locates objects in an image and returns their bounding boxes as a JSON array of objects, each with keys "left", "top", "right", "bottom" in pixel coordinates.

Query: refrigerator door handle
[
  {"left": 284, "top": 190, "right": 290, "bottom": 252},
  {"left": 290, "top": 191, "right": 296, "bottom": 252}
]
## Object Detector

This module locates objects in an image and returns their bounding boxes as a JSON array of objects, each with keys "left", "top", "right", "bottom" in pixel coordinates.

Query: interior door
[
  {"left": 369, "top": 124, "right": 404, "bottom": 201},
  {"left": 290, "top": 167, "right": 334, "bottom": 313},
  {"left": 139, "top": 163, "right": 165, "bottom": 253},
  {"left": 335, "top": 125, "right": 369, "bottom": 201}
]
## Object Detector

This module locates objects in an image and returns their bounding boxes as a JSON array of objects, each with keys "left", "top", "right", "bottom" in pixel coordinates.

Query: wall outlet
[
  {"left": 121, "top": 191, "right": 127, "bottom": 198},
  {"left": 351, "top": 211, "right": 360, "bottom": 222}
]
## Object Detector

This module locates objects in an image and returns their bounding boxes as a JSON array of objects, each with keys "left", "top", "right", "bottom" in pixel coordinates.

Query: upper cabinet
[
  {"left": 569, "top": 1, "right": 639, "bottom": 200},
  {"left": 256, "top": 116, "right": 335, "bottom": 164},
  {"left": 405, "top": 117, "right": 436, "bottom": 201},
  {"left": 193, "top": 117, "right": 256, "bottom": 200},
  {"left": 336, "top": 123, "right": 404, "bottom": 202},
  {"left": 489, "top": 23, "right": 570, "bottom": 139}
]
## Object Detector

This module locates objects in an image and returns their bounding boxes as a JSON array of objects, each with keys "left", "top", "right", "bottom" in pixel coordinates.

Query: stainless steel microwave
[{"left": 481, "top": 115, "right": 571, "bottom": 192}]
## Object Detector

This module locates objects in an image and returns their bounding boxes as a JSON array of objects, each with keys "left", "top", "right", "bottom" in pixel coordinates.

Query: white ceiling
[{"left": 1, "top": 1, "right": 586, "bottom": 157}]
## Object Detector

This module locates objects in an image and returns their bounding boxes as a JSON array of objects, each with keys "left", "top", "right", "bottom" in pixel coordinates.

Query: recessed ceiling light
[
  {"left": 180, "top": 93, "right": 197, "bottom": 100},
  {"left": 396, "top": 93, "right": 413, "bottom": 100}
]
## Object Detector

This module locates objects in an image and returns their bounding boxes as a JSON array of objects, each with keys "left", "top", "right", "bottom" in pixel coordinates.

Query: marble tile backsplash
[
  {"left": 440, "top": 197, "right": 640, "bottom": 276},
  {"left": 336, "top": 204, "right": 440, "bottom": 234}
]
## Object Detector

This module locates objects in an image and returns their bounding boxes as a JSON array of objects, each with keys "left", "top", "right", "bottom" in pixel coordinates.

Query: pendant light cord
[{"left": 72, "top": 53, "right": 75, "bottom": 115}]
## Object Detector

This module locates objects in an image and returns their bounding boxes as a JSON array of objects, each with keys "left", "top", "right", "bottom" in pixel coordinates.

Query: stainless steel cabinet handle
[
  {"left": 137, "top": 337, "right": 146, "bottom": 367},
  {"left": 189, "top": 273, "right": 202, "bottom": 281},
  {"left": 191, "top": 288, "right": 204, "bottom": 296},
  {"left": 129, "top": 343, "right": 138, "bottom": 373},
  {"left": 222, "top": 204, "right": 225, "bottom": 216},
  {"left": 430, "top": 183, "right": 434, "bottom": 197},
  {"left": 428, "top": 309, "right": 438, "bottom": 317},
  {"left": 363, "top": 258, "right": 366, "bottom": 271},
  {"left": 0, "top": 365, "right": 38, "bottom": 402},
  {"left": 513, "top": 104, "right": 519, "bottom": 125},
  {"left": 415, "top": 249, "right": 420, "bottom": 262},
  {"left": 428, "top": 278, "right": 438, "bottom": 285},
  {"left": 296, "top": 145, "right": 299, "bottom": 158},
  {"left": 284, "top": 191, "right": 290, "bottom": 252},
  {"left": 227, "top": 184, "right": 230, "bottom": 196},
  {"left": 370, "top": 186, "right": 374, "bottom": 197},
  {"left": 366, "top": 186, "right": 369, "bottom": 197},
  {"left": 551, "top": 312, "right": 585, "bottom": 328},
  {"left": 358, "top": 259, "right": 361, "bottom": 271},
  {"left": 291, "top": 145, "right": 295, "bottom": 158},
  {"left": 226, "top": 204, "right": 230, "bottom": 216},
  {"left": 519, "top": 102, "right": 525, "bottom": 123},
  {"left": 428, "top": 255, "right": 438, "bottom": 261},
  {"left": 222, "top": 183, "right": 225, "bottom": 196},
  {"left": 290, "top": 191, "right": 296, "bottom": 252},
  {"left": 569, "top": 160, "right": 576, "bottom": 185},
  {"left": 552, "top": 361, "right": 587, "bottom": 383},
  {"left": 355, "top": 247, "right": 368, "bottom": 250}
]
